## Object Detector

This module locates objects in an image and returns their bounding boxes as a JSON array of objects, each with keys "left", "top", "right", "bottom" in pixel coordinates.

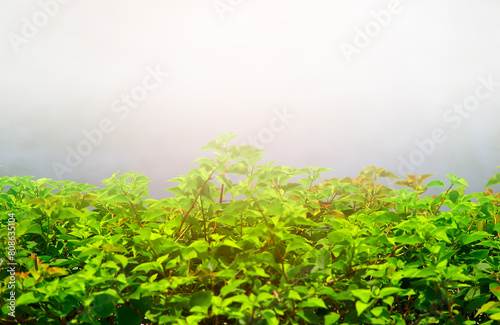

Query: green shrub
[{"left": 2, "top": 132, "right": 500, "bottom": 324}]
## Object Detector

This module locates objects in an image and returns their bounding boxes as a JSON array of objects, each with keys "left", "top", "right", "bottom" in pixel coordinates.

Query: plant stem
[
  {"left": 213, "top": 162, "right": 228, "bottom": 235},
  {"left": 253, "top": 198, "right": 288, "bottom": 282},
  {"left": 176, "top": 165, "right": 220, "bottom": 237}
]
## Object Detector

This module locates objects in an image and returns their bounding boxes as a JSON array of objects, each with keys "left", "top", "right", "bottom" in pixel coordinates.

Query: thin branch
[{"left": 176, "top": 164, "right": 221, "bottom": 237}]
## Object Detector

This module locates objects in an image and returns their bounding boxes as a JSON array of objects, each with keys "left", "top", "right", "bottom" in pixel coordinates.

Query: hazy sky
[{"left": 1, "top": 0, "right": 500, "bottom": 198}]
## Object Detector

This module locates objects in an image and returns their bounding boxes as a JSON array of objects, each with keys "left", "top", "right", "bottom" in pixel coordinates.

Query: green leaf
[
  {"left": 199, "top": 140, "right": 224, "bottom": 152},
  {"left": 260, "top": 309, "right": 278, "bottom": 325},
  {"left": 116, "top": 273, "right": 127, "bottom": 284},
  {"left": 235, "top": 145, "right": 265, "bottom": 164},
  {"left": 476, "top": 301, "right": 500, "bottom": 317},
  {"left": 50, "top": 259, "right": 74, "bottom": 267},
  {"left": 291, "top": 216, "right": 320, "bottom": 227},
  {"left": 460, "top": 231, "right": 491, "bottom": 245},
  {"left": 189, "top": 240, "right": 210, "bottom": 253},
  {"left": 257, "top": 292, "right": 275, "bottom": 302},
  {"left": 374, "top": 211, "right": 399, "bottom": 223},
  {"left": 213, "top": 214, "right": 237, "bottom": 227},
  {"left": 297, "top": 308, "right": 320, "bottom": 324},
  {"left": 221, "top": 239, "right": 242, "bottom": 250},
  {"left": 420, "top": 174, "right": 435, "bottom": 182},
  {"left": 286, "top": 240, "right": 312, "bottom": 254},
  {"left": 226, "top": 160, "right": 249, "bottom": 175},
  {"left": 300, "top": 297, "right": 327, "bottom": 309},
  {"left": 343, "top": 193, "right": 366, "bottom": 204},
  {"left": 92, "top": 292, "right": 116, "bottom": 317},
  {"left": 220, "top": 280, "right": 247, "bottom": 297},
  {"left": 223, "top": 200, "right": 249, "bottom": 215},
  {"left": 425, "top": 180, "right": 446, "bottom": 188},
  {"left": 116, "top": 304, "right": 143, "bottom": 325},
  {"left": 393, "top": 220, "right": 419, "bottom": 232},
  {"left": 446, "top": 173, "right": 469, "bottom": 187},
  {"left": 317, "top": 167, "right": 334, "bottom": 174},
  {"left": 248, "top": 267, "right": 269, "bottom": 277},
  {"left": 77, "top": 247, "right": 101, "bottom": 259},
  {"left": 446, "top": 190, "right": 461, "bottom": 204},
  {"left": 415, "top": 267, "right": 437, "bottom": 278},
  {"left": 470, "top": 249, "right": 490, "bottom": 259},
  {"left": 199, "top": 184, "right": 212, "bottom": 200},
  {"left": 16, "top": 220, "right": 42, "bottom": 237},
  {"left": 342, "top": 185, "right": 362, "bottom": 193},
  {"left": 371, "top": 306, "right": 389, "bottom": 317},
  {"left": 113, "top": 254, "right": 129, "bottom": 268},
  {"left": 102, "top": 244, "right": 128, "bottom": 253},
  {"left": 485, "top": 173, "right": 500, "bottom": 188},
  {"left": 17, "top": 292, "right": 41, "bottom": 306},
  {"left": 298, "top": 178, "right": 310, "bottom": 190},
  {"left": 166, "top": 186, "right": 185, "bottom": 197},
  {"left": 351, "top": 289, "right": 372, "bottom": 303},
  {"left": 395, "top": 235, "right": 424, "bottom": 245},
  {"left": 190, "top": 290, "right": 213, "bottom": 309},
  {"left": 59, "top": 208, "right": 84, "bottom": 219},
  {"left": 382, "top": 296, "right": 394, "bottom": 306},
  {"left": 431, "top": 228, "right": 451, "bottom": 244},
  {"left": 379, "top": 170, "right": 401, "bottom": 179},
  {"left": 356, "top": 300, "right": 371, "bottom": 316},
  {"left": 181, "top": 247, "right": 198, "bottom": 260},
  {"left": 215, "top": 175, "right": 233, "bottom": 189},
  {"left": 286, "top": 290, "right": 302, "bottom": 301},
  {"left": 218, "top": 131, "right": 238, "bottom": 144},
  {"left": 466, "top": 294, "right": 490, "bottom": 313},
  {"left": 132, "top": 262, "right": 161, "bottom": 273},
  {"left": 136, "top": 227, "right": 151, "bottom": 240},
  {"left": 379, "top": 287, "right": 402, "bottom": 297},
  {"left": 324, "top": 313, "right": 341, "bottom": 325},
  {"left": 28, "top": 197, "right": 47, "bottom": 205}
]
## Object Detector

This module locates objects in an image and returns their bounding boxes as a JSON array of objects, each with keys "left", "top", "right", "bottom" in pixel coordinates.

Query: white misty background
[{"left": 1, "top": 0, "right": 499, "bottom": 198}]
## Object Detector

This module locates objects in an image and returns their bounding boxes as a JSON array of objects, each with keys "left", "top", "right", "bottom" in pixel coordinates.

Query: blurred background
[{"left": 1, "top": 0, "right": 499, "bottom": 199}]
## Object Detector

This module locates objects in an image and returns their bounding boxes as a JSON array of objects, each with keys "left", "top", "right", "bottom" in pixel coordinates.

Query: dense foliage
[{"left": 2, "top": 132, "right": 500, "bottom": 324}]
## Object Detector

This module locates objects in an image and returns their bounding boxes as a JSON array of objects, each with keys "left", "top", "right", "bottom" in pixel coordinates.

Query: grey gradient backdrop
[{"left": 1, "top": 0, "right": 500, "bottom": 199}]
